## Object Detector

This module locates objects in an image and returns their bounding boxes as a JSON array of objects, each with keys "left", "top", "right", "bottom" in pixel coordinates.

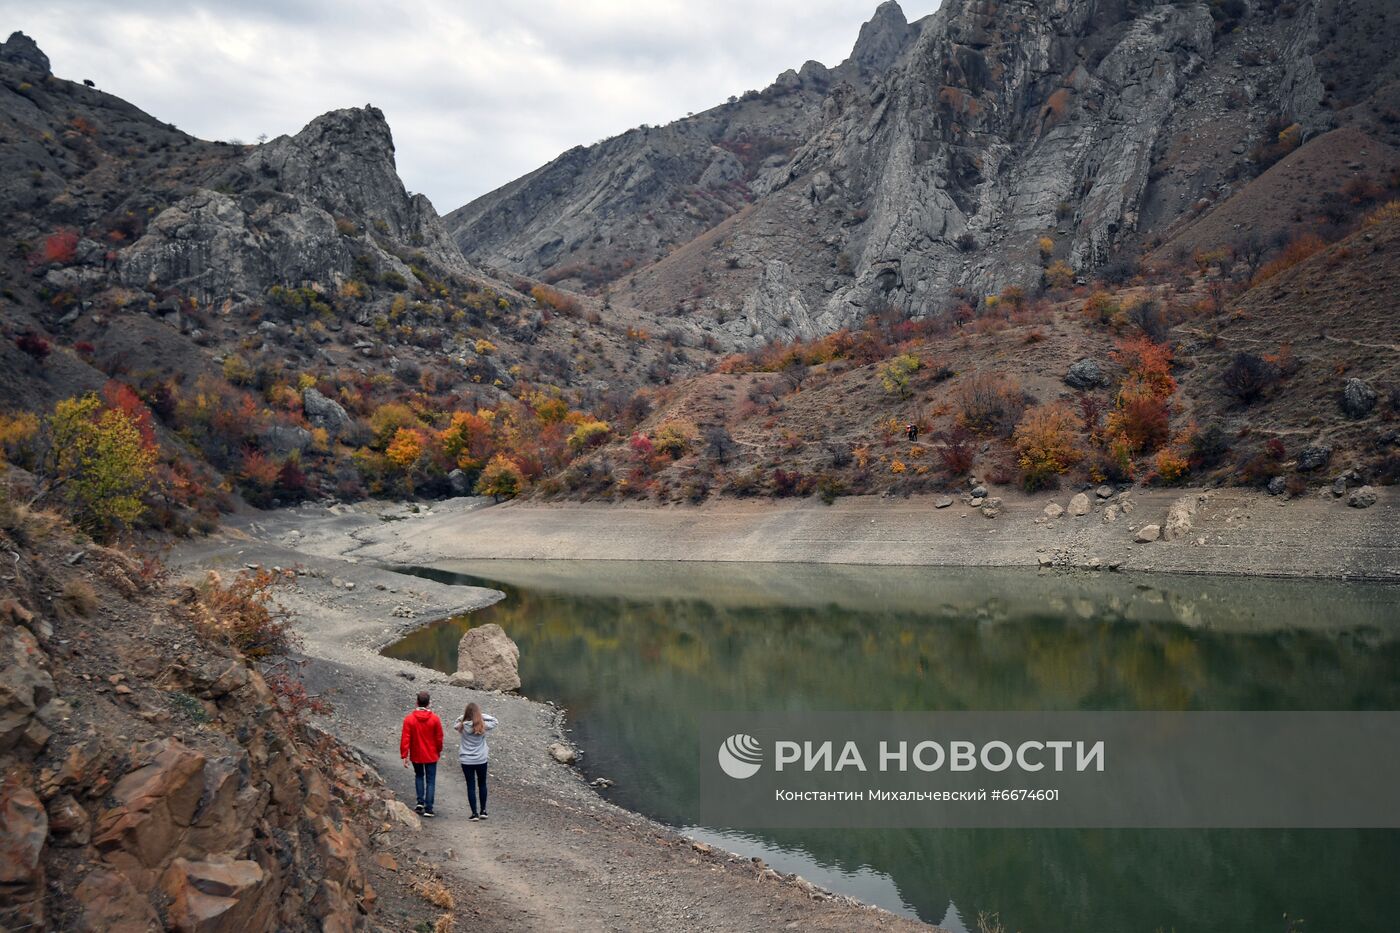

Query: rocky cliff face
[
  {"left": 453, "top": 0, "right": 1397, "bottom": 349},
  {"left": 0, "top": 509, "right": 392, "bottom": 931},
  {"left": 120, "top": 105, "right": 470, "bottom": 307},
  {"left": 444, "top": 1, "right": 925, "bottom": 291}
]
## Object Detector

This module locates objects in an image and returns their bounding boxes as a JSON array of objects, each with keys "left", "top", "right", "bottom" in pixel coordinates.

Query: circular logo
[{"left": 718, "top": 733, "right": 763, "bottom": 779}]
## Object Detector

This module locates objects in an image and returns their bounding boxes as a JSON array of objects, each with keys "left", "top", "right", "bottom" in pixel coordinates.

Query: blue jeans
[
  {"left": 461, "top": 762, "right": 488, "bottom": 815},
  {"left": 412, "top": 761, "right": 437, "bottom": 812}
]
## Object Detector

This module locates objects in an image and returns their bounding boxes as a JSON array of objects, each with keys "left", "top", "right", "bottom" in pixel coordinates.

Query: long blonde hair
[{"left": 464, "top": 702, "right": 485, "bottom": 736}]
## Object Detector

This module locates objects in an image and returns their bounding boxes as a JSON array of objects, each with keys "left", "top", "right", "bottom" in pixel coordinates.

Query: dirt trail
[{"left": 173, "top": 520, "right": 932, "bottom": 933}]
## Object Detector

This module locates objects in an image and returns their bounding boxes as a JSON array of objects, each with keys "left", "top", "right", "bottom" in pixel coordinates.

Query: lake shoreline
[
  {"left": 172, "top": 508, "right": 937, "bottom": 931},
  {"left": 299, "top": 486, "right": 1397, "bottom": 582}
]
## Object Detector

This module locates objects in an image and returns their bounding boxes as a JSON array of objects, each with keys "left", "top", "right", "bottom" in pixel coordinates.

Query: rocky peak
[
  {"left": 0, "top": 31, "right": 50, "bottom": 76},
  {"left": 245, "top": 106, "right": 407, "bottom": 232},
  {"left": 847, "top": 0, "right": 916, "bottom": 77}
]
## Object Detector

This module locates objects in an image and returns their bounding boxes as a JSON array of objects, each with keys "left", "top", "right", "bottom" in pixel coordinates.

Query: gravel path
[{"left": 172, "top": 516, "right": 933, "bottom": 932}]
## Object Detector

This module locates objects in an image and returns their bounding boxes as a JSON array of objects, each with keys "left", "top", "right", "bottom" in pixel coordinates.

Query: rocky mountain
[
  {"left": 451, "top": 0, "right": 1400, "bottom": 349},
  {"left": 0, "top": 29, "right": 719, "bottom": 521},
  {"left": 444, "top": 0, "right": 925, "bottom": 292}
]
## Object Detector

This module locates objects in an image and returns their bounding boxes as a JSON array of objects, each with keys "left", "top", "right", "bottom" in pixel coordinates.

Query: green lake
[{"left": 382, "top": 561, "right": 1400, "bottom": 933}]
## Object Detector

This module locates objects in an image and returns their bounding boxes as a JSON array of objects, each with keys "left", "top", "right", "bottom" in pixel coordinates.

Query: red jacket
[{"left": 400, "top": 708, "right": 444, "bottom": 764}]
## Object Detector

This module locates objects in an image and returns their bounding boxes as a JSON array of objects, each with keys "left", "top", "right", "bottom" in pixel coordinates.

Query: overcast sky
[{"left": 4, "top": 1, "right": 939, "bottom": 211}]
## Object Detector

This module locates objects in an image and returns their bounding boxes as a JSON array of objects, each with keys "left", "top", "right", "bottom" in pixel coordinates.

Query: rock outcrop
[
  {"left": 450, "top": 0, "right": 1387, "bottom": 349},
  {"left": 0, "top": 514, "right": 390, "bottom": 931},
  {"left": 121, "top": 106, "right": 465, "bottom": 307},
  {"left": 456, "top": 623, "right": 521, "bottom": 692},
  {"left": 444, "top": 2, "right": 923, "bottom": 291}
]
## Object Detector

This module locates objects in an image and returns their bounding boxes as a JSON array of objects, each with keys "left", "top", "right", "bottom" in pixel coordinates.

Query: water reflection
[{"left": 383, "top": 561, "right": 1400, "bottom": 932}]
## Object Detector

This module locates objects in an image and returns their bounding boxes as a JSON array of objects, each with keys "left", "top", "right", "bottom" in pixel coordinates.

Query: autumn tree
[
  {"left": 477, "top": 454, "right": 525, "bottom": 501},
  {"left": 879, "top": 354, "right": 921, "bottom": 399},
  {"left": 1013, "top": 404, "right": 1084, "bottom": 490},
  {"left": 46, "top": 394, "right": 157, "bottom": 537},
  {"left": 386, "top": 427, "right": 427, "bottom": 471}
]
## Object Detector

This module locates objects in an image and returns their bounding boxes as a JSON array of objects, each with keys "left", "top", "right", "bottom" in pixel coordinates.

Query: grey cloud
[{"left": 0, "top": 0, "right": 939, "bottom": 210}]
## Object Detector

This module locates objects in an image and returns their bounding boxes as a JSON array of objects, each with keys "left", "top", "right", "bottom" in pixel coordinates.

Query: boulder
[
  {"left": 934, "top": 496, "right": 953, "bottom": 509},
  {"left": 1135, "top": 524, "right": 1161, "bottom": 543},
  {"left": 1102, "top": 504, "right": 1121, "bottom": 523},
  {"left": 549, "top": 743, "right": 577, "bottom": 765},
  {"left": 1267, "top": 476, "right": 1287, "bottom": 496},
  {"left": 1162, "top": 494, "right": 1200, "bottom": 541},
  {"left": 1095, "top": 485, "right": 1114, "bottom": 499},
  {"left": 447, "top": 671, "right": 475, "bottom": 688},
  {"left": 0, "top": 31, "right": 50, "bottom": 75},
  {"left": 258, "top": 424, "right": 313, "bottom": 457},
  {"left": 384, "top": 800, "right": 421, "bottom": 831},
  {"left": 0, "top": 776, "right": 47, "bottom": 928},
  {"left": 447, "top": 469, "right": 473, "bottom": 497},
  {"left": 47, "top": 793, "right": 91, "bottom": 846},
  {"left": 1340, "top": 378, "right": 1377, "bottom": 419},
  {"left": 302, "top": 388, "right": 353, "bottom": 438},
  {"left": 161, "top": 858, "right": 267, "bottom": 933},
  {"left": 1064, "top": 358, "right": 1108, "bottom": 389},
  {"left": 1043, "top": 502, "right": 1064, "bottom": 520},
  {"left": 0, "top": 623, "right": 54, "bottom": 754},
  {"left": 456, "top": 623, "right": 521, "bottom": 692},
  {"left": 970, "top": 484, "right": 988, "bottom": 498},
  {"left": 1348, "top": 486, "right": 1378, "bottom": 509},
  {"left": 1068, "top": 493, "right": 1092, "bottom": 516},
  {"left": 92, "top": 739, "right": 207, "bottom": 872},
  {"left": 74, "top": 869, "right": 161, "bottom": 933},
  {"left": 1296, "top": 445, "right": 1331, "bottom": 472}
]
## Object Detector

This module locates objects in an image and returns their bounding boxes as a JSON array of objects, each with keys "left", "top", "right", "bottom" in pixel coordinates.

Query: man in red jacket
[{"left": 400, "top": 691, "right": 444, "bottom": 817}]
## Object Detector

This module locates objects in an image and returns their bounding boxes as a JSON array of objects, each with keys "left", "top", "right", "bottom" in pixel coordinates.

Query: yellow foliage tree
[
  {"left": 567, "top": 419, "right": 610, "bottom": 451},
  {"left": 653, "top": 420, "right": 698, "bottom": 458},
  {"left": 476, "top": 454, "right": 525, "bottom": 500},
  {"left": 1013, "top": 403, "right": 1083, "bottom": 491},
  {"left": 1044, "top": 260, "right": 1075, "bottom": 289},
  {"left": 385, "top": 427, "right": 426, "bottom": 471},
  {"left": 879, "top": 354, "right": 921, "bottom": 399},
  {"left": 47, "top": 394, "right": 156, "bottom": 537}
]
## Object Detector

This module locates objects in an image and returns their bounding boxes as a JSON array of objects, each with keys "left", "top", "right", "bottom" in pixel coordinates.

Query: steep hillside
[
  {"left": 0, "top": 32, "right": 712, "bottom": 524},
  {"left": 0, "top": 501, "right": 396, "bottom": 931},
  {"left": 549, "top": 204, "right": 1398, "bottom": 506},
  {"left": 455, "top": 0, "right": 1400, "bottom": 351},
  {"left": 444, "top": 1, "right": 925, "bottom": 292}
]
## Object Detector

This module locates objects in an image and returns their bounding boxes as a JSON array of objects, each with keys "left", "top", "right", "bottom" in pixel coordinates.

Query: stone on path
[{"left": 1135, "top": 524, "right": 1161, "bottom": 543}]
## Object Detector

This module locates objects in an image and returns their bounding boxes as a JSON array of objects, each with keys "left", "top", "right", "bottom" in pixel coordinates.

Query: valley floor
[
  {"left": 172, "top": 514, "right": 933, "bottom": 932},
  {"left": 171, "top": 485, "right": 1394, "bottom": 929}
]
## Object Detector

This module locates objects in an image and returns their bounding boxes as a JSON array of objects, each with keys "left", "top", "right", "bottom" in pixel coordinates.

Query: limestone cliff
[{"left": 444, "top": 1, "right": 925, "bottom": 290}]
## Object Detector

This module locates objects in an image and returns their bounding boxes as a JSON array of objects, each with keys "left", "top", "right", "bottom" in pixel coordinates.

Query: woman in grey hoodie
[{"left": 454, "top": 702, "right": 497, "bottom": 821}]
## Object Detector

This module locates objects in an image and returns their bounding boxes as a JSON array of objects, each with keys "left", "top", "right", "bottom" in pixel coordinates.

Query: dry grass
[
  {"left": 60, "top": 578, "right": 99, "bottom": 618},
  {"left": 410, "top": 877, "right": 456, "bottom": 911}
]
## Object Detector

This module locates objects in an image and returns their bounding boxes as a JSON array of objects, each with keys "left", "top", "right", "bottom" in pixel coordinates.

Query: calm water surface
[{"left": 383, "top": 561, "right": 1400, "bottom": 933}]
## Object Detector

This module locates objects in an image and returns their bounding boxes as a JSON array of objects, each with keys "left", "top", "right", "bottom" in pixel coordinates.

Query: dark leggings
[{"left": 461, "top": 762, "right": 488, "bottom": 814}]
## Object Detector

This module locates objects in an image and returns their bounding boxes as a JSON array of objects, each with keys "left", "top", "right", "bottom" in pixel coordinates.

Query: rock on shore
[{"left": 456, "top": 623, "right": 521, "bottom": 692}]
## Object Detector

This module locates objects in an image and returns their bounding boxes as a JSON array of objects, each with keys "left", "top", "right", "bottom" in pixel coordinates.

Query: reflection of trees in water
[{"left": 383, "top": 571, "right": 1400, "bottom": 933}]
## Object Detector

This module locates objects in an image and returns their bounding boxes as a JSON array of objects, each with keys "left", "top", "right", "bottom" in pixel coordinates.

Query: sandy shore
[
  {"left": 173, "top": 515, "right": 933, "bottom": 932},
  {"left": 290, "top": 485, "right": 1397, "bottom": 581}
]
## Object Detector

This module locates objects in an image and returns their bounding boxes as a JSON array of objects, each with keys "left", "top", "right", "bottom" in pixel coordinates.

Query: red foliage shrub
[
  {"left": 15, "top": 333, "right": 51, "bottom": 361},
  {"left": 1107, "top": 393, "right": 1171, "bottom": 454},
  {"left": 102, "top": 380, "right": 157, "bottom": 450},
  {"left": 41, "top": 229, "right": 79, "bottom": 265}
]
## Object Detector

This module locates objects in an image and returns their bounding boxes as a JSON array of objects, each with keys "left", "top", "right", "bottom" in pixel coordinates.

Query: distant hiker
[
  {"left": 906, "top": 423, "right": 919, "bottom": 442},
  {"left": 455, "top": 702, "right": 498, "bottom": 821},
  {"left": 400, "top": 691, "right": 444, "bottom": 818}
]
